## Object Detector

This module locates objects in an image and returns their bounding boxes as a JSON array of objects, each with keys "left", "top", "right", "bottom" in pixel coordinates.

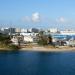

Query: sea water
[{"left": 0, "top": 51, "right": 75, "bottom": 75}]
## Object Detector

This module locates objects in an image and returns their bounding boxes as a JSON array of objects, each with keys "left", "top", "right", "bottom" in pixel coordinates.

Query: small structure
[
  {"left": 11, "top": 35, "right": 24, "bottom": 45},
  {"left": 11, "top": 36, "right": 18, "bottom": 45},
  {"left": 23, "top": 36, "right": 33, "bottom": 42},
  {"left": 66, "top": 37, "right": 75, "bottom": 47}
]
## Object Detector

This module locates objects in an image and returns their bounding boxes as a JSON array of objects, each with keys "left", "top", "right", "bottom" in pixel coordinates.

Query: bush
[
  {"left": 0, "top": 35, "right": 11, "bottom": 45},
  {"left": 37, "top": 36, "right": 48, "bottom": 46},
  {"left": 8, "top": 45, "right": 20, "bottom": 50},
  {"left": 38, "top": 40, "right": 47, "bottom": 46}
]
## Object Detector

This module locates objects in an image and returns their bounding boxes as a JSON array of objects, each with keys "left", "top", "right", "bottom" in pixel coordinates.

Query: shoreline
[
  {"left": 20, "top": 46, "right": 75, "bottom": 52},
  {"left": 0, "top": 46, "right": 75, "bottom": 52}
]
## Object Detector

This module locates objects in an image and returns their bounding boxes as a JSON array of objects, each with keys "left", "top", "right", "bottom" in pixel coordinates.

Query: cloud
[
  {"left": 56, "top": 17, "right": 66, "bottom": 23},
  {"left": 21, "top": 12, "right": 41, "bottom": 23},
  {"left": 31, "top": 12, "right": 40, "bottom": 23},
  {"left": 21, "top": 14, "right": 75, "bottom": 26},
  {"left": 56, "top": 17, "right": 75, "bottom": 25}
]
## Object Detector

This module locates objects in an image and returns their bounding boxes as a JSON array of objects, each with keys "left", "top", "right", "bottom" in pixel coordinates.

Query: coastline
[
  {"left": 0, "top": 46, "right": 75, "bottom": 52},
  {"left": 20, "top": 46, "right": 75, "bottom": 52}
]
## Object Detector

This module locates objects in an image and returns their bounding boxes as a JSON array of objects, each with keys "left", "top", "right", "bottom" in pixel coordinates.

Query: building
[
  {"left": 20, "top": 32, "right": 38, "bottom": 43},
  {"left": 9, "top": 28, "right": 15, "bottom": 34},
  {"left": 4, "top": 28, "right": 9, "bottom": 34},
  {"left": 60, "top": 30, "right": 75, "bottom": 35},
  {"left": 23, "top": 36, "right": 33, "bottom": 42},
  {"left": 15, "top": 28, "right": 21, "bottom": 33},
  {"left": 27, "top": 29, "right": 32, "bottom": 33},
  {"left": 11, "top": 36, "right": 18, "bottom": 45},
  {"left": 0, "top": 27, "right": 16, "bottom": 35},
  {"left": 11, "top": 35, "right": 24, "bottom": 45},
  {"left": 21, "top": 29, "right": 27, "bottom": 33},
  {"left": 32, "top": 28, "right": 39, "bottom": 33},
  {"left": 48, "top": 28, "right": 59, "bottom": 33}
]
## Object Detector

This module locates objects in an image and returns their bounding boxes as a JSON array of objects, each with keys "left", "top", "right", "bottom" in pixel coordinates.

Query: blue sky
[{"left": 0, "top": 0, "right": 75, "bottom": 29}]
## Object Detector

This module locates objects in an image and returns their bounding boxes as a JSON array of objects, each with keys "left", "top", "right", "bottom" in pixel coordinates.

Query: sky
[{"left": 0, "top": 0, "right": 75, "bottom": 29}]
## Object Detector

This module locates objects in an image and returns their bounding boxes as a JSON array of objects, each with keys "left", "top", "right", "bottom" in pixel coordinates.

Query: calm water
[{"left": 0, "top": 51, "right": 75, "bottom": 75}]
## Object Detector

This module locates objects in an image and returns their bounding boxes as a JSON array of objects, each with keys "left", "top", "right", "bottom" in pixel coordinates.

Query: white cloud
[
  {"left": 21, "top": 12, "right": 41, "bottom": 23},
  {"left": 21, "top": 15, "right": 75, "bottom": 25},
  {"left": 31, "top": 12, "right": 40, "bottom": 23},
  {"left": 56, "top": 17, "right": 66, "bottom": 23},
  {"left": 56, "top": 17, "right": 75, "bottom": 25}
]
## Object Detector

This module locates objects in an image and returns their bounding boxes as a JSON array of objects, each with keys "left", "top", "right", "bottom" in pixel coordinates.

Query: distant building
[
  {"left": 9, "top": 28, "right": 15, "bottom": 33},
  {"left": 0, "top": 29, "right": 2, "bottom": 34},
  {"left": 48, "top": 28, "right": 59, "bottom": 33},
  {"left": 27, "top": 28, "right": 39, "bottom": 33},
  {"left": 27, "top": 29, "right": 32, "bottom": 33},
  {"left": 4, "top": 28, "right": 9, "bottom": 34},
  {"left": 21, "top": 29, "right": 27, "bottom": 33},
  {"left": 0, "top": 27, "right": 16, "bottom": 35},
  {"left": 15, "top": 28, "right": 21, "bottom": 33},
  {"left": 60, "top": 30, "right": 75, "bottom": 35},
  {"left": 20, "top": 32, "right": 38, "bottom": 36},
  {"left": 32, "top": 28, "right": 39, "bottom": 33}
]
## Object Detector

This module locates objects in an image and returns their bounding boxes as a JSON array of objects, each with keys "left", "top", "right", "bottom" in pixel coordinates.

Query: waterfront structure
[
  {"left": 60, "top": 30, "right": 75, "bottom": 35},
  {"left": 23, "top": 36, "right": 33, "bottom": 42},
  {"left": 20, "top": 32, "right": 38, "bottom": 42},
  {"left": 1, "top": 27, "right": 75, "bottom": 46},
  {"left": 11, "top": 35, "right": 24, "bottom": 45},
  {"left": 11, "top": 36, "right": 18, "bottom": 45}
]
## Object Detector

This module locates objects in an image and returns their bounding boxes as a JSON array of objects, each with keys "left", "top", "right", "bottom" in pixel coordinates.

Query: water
[{"left": 0, "top": 51, "right": 75, "bottom": 75}]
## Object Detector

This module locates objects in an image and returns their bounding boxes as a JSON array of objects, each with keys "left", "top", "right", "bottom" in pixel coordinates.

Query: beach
[
  {"left": 20, "top": 46, "right": 75, "bottom": 52},
  {"left": 0, "top": 45, "right": 75, "bottom": 52}
]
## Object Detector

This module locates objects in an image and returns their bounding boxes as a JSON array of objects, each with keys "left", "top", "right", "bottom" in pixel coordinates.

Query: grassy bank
[{"left": 0, "top": 43, "right": 20, "bottom": 51}]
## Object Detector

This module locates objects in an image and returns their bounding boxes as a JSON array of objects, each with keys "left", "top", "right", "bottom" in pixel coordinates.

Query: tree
[
  {"left": 37, "top": 35, "right": 48, "bottom": 46},
  {"left": 0, "top": 34, "right": 11, "bottom": 45},
  {"left": 37, "top": 31, "right": 53, "bottom": 46},
  {"left": 48, "top": 35, "right": 52, "bottom": 44},
  {"left": 37, "top": 31, "right": 48, "bottom": 46}
]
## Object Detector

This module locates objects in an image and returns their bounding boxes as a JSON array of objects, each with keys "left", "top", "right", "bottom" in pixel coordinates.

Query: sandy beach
[
  {"left": 20, "top": 46, "right": 75, "bottom": 52},
  {"left": 0, "top": 45, "right": 75, "bottom": 52}
]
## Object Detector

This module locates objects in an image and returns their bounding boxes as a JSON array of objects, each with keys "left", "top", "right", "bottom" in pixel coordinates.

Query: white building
[
  {"left": 23, "top": 36, "right": 33, "bottom": 42},
  {"left": 28, "top": 29, "right": 32, "bottom": 32},
  {"left": 21, "top": 29, "right": 27, "bottom": 33},
  {"left": 48, "top": 28, "right": 58, "bottom": 33},
  {"left": 15, "top": 28, "right": 21, "bottom": 33},
  {"left": 20, "top": 32, "right": 38, "bottom": 36},
  {"left": 60, "top": 30, "right": 75, "bottom": 35},
  {"left": 11, "top": 36, "right": 18, "bottom": 45},
  {"left": 20, "top": 32, "right": 38, "bottom": 42}
]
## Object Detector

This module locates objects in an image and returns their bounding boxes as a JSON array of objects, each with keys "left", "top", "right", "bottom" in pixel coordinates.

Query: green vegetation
[
  {"left": 37, "top": 31, "right": 53, "bottom": 46},
  {"left": 8, "top": 45, "right": 20, "bottom": 50},
  {"left": 0, "top": 34, "right": 19, "bottom": 50},
  {"left": 37, "top": 35, "right": 48, "bottom": 46},
  {"left": 0, "top": 34, "right": 11, "bottom": 44}
]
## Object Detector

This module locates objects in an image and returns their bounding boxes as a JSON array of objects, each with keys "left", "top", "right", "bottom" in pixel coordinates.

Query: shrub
[
  {"left": 37, "top": 36, "right": 48, "bottom": 46},
  {"left": 8, "top": 45, "right": 20, "bottom": 50}
]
